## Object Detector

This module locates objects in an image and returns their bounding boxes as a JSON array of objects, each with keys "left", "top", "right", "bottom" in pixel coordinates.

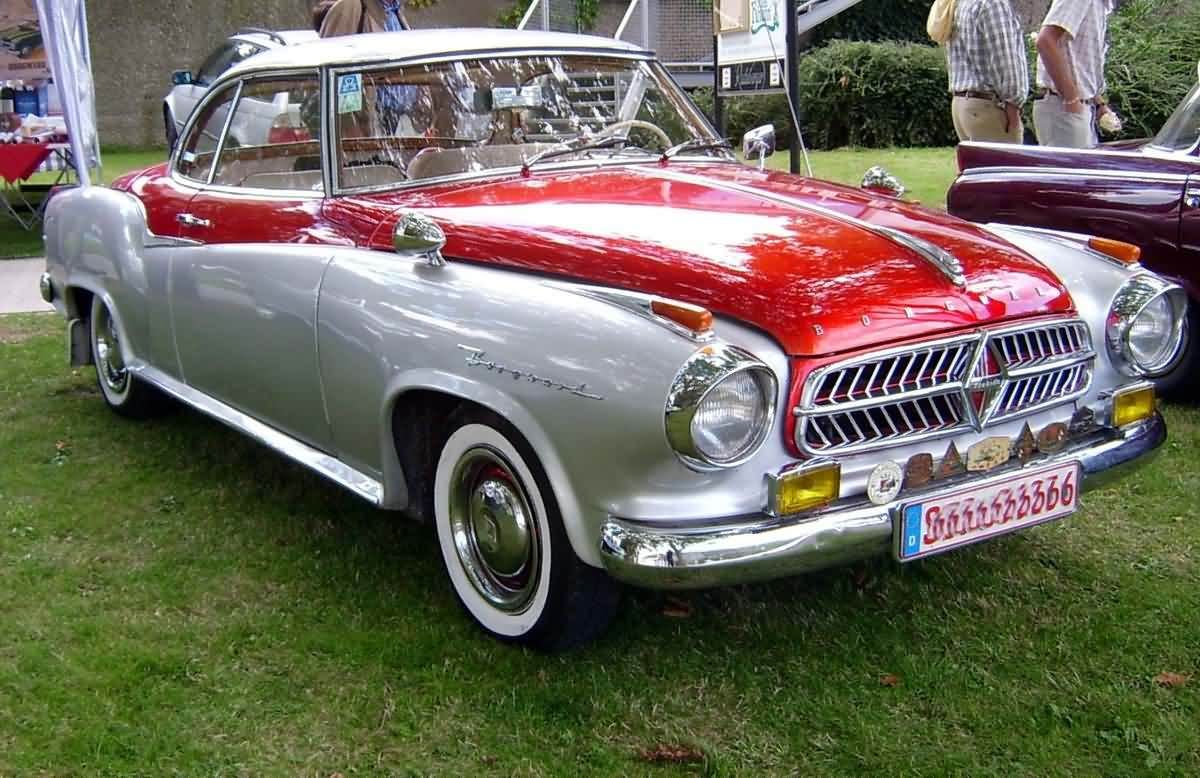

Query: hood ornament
[
  {"left": 860, "top": 166, "right": 907, "bottom": 197},
  {"left": 874, "top": 226, "right": 967, "bottom": 288}
]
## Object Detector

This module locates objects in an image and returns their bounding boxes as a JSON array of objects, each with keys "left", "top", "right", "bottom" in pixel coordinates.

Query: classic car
[
  {"left": 948, "top": 78, "right": 1200, "bottom": 393},
  {"left": 41, "top": 30, "right": 1183, "bottom": 649},
  {"left": 163, "top": 28, "right": 319, "bottom": 149}
]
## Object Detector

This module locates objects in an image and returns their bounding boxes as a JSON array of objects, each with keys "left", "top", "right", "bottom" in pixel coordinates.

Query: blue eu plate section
[{"left": 902, "top": 504, "right": 923, "bottom": 559}]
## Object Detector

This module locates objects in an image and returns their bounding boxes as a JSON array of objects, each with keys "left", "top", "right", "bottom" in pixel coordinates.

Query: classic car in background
[
  {"left": 163, "top": 27, "right": 318, "bottom": 149},
  {"left": 42, "top": 30, "right": 1182, "bottom": 649},
  {"left": 949, "top": 78, "right": 1200, "bottom": 393}
]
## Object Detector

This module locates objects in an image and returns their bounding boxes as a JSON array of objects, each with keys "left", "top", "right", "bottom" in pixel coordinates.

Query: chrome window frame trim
[
  {"left": 170, "top": 67, "right": 327, "bottom": 199},
  {"left": 794, "top": 317, "right": 1095, "bottom": 457}
]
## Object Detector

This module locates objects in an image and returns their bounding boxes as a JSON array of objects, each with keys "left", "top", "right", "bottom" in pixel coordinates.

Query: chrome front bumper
[{"left": 599, "top": 413, "right": 1165, "bottom": 590}]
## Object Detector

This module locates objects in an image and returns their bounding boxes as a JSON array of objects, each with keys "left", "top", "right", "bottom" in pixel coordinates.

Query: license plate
[{"left": 896, "top": 461, "right": 1080, "bottom": 562}]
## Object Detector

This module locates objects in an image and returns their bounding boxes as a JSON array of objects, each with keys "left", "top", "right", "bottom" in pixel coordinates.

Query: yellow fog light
[
  {"left": 1112, "top": 385, "right": 1156, "bottom": 428},
  {"left": 766, "top": 461, "right": 841, "bottom": 517}
]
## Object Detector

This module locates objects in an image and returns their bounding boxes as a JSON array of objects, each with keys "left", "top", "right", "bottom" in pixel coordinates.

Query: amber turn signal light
[
  {"left": 1112, "top": 385, "right": 1155, "bottom": 428},
  {"left": 767, "top": 462, "right": 841, "bottom": 517},
  {"left": 1088, "top": 237, "right": 1141, "bottom": 265},
  {"left": 651, "top": 299, "right": 713, "bottom": 334}
]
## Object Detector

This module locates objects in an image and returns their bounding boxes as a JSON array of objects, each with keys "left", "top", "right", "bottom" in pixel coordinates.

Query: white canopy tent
[{"left": 34, "top": 0, "right": 100, "bottom": 186}]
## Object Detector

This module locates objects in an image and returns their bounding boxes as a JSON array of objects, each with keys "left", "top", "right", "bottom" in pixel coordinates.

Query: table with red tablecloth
[{"left": 0, "top": 143, "right": 55, "bottom": 229}]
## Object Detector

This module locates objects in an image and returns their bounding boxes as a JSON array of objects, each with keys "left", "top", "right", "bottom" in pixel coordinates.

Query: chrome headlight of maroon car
[
  {"left": 1106, "top": 274, "right": 1189, "bottom": 377},
  {"left": 665, "top": 345, "right": 778, "bottom": 470}
]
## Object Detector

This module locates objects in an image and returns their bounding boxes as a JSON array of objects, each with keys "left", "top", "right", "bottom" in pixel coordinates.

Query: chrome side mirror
[
  {"left": 394, "top": 213, "right": 447, "bottom": 267},
  {"left": 860, "top": 166, "right": 907, "bottom": 198},
  {"left": 742, "top": 124, "right": 776, "bottom": 171}
]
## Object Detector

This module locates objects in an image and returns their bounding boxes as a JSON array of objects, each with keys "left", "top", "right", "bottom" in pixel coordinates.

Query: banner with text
[
  {"left": 715, "top": 0, "right": 788, "bottom": 95},
  {"left": 0, "top": 0, "right": 49, "bottom": 81}
]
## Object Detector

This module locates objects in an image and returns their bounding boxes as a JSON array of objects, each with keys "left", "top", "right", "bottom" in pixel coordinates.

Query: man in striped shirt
[{"left": 945, "top": 0, "right": 1029, "bottom": 143}]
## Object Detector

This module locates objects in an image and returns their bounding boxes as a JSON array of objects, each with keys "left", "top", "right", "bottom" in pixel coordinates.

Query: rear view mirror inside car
[{"left": 492, "top": 85, "right": 543, "bottom": 109}]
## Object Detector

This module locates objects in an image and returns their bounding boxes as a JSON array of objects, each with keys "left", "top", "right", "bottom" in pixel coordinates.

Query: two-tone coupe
[
  {"left": 42, "top": 30, "right": 1183, "bottom": 649},
  {"left": 949, "top": 76, "right": 1200, "bottom": 392}
]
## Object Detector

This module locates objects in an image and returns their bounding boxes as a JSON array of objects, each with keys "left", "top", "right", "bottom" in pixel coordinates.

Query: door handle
[
  {"left": 1185, "top": 188, "right": 1200, "bottom": 209},
  {"left": 177, "top": 213, "right": 212, "bottom": 228}
]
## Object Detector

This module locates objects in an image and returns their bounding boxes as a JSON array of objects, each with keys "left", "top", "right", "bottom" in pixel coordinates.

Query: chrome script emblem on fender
[{"left": 458, "top": 345, "right": 604, "bottom": 401}]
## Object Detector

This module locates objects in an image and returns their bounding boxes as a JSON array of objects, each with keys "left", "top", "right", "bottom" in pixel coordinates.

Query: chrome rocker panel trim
[
  {"left": 599, "top": 413, "right": 1165, "bottom": 589},
  {"left": 132, "top": 362, "right": 385, "bottom": 505}
]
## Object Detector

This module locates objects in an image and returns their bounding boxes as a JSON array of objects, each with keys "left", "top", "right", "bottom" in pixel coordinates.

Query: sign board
[
  {"left": 716, "top": 0, "right": 787, "bottom": 95},
  {"left": 0, "top": 0, "right": 49, "bottom": 81}
]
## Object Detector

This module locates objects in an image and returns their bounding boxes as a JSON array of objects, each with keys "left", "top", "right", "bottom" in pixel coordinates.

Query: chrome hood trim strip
[{"left": 642, "top": 167, "right": 969, "bottom": 288}]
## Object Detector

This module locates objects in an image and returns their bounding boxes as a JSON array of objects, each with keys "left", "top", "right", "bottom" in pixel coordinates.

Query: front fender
[{"left": 315, "top": 251, "right": 794, "bottom": 568}]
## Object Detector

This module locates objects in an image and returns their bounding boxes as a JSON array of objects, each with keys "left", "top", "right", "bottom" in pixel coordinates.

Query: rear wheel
[
  {"left": 433, "top": 411, "right": 620, "bottom": 651},
  {"left": 1154, "top": 301, "right": 1199, "bottom": 399},
  {"left": 90, "top": 296, "right": 166, "bottom": 419}
]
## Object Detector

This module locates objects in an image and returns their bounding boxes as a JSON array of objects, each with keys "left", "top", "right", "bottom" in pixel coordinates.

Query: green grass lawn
[
  {"left": 765, "top": 147, "right": 958, "bottom": 208},
  {"left": 1, "top": 312, "right": 1197, "bottom": 774},
  {"left": 1, "top": 149, "right": 167, "bottom": 259}
]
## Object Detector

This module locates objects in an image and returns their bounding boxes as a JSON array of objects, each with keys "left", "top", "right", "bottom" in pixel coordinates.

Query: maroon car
[{"left": 949, "top": 82, "right": 1200, "bottom": 392}]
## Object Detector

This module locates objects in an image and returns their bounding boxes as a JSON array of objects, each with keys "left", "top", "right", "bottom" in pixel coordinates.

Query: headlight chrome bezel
[
  {"left": 1106, "top": 274, "right": 1189, "bottom": 377},
  {"left": 665, "top": 344, "right": 778, "bottom": 471}
]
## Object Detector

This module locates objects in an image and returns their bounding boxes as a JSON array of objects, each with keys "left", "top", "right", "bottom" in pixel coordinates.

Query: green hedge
[
  {"left": 808, "top": 0, "right": 934, "bottom": 46},
  {"left": 795, "top": 40, "right": 956, "bottom": 148}
]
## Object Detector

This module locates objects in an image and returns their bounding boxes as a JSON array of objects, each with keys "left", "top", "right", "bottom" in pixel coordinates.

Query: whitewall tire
[
  {"left": 433, "top": 412, "right": 619, "bottom": 650},
  {"left": 90, "top": 296, "right": 166, "bottom": 419}
]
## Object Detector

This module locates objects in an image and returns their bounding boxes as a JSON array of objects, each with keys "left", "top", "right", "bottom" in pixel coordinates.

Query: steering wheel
[{"left": 595, "top": 119, "right": 673, "bottom": 150}]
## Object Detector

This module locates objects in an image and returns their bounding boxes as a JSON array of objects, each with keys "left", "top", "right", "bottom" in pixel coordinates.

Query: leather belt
[
  {"left": 953, "top": 90, "right": 999, "bottom": 101},
  {"left": 1035, "top": 88, "right": 1098, "bottom": 105}
]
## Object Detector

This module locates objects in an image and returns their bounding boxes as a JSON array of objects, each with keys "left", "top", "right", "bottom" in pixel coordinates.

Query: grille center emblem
[{"left": 964, "top": 341, "right": 1005, "bottom": 431}]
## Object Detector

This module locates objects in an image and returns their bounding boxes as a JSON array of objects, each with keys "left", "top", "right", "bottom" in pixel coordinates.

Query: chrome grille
[{"left": 796, "top": 319, "right": 1094, "bottom": 456}]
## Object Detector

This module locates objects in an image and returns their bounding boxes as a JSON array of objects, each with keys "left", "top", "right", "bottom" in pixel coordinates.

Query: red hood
[{"left": 346, "top": 163, "right": 1072, "bottom": 356}]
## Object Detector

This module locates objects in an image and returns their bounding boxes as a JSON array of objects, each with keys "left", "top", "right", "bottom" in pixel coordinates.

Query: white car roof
[
  {"left": 231, "top": 29, "right": 320, "bottom": 48},
  {"left": 222, "top": 28, "right": 652, "bottom": 79}
]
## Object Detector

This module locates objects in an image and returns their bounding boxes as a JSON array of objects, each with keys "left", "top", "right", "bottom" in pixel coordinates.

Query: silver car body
[{"left": 46, "top": 30, "right": 1172, "bottom": 586}]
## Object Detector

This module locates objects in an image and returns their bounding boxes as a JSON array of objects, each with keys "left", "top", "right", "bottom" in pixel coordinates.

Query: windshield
[
  {"left": 1152, "top": 83, "right": 1200, "bottom": 152},
  {"left": 332, "top": 55, "right": 728, "bottom": 190}
]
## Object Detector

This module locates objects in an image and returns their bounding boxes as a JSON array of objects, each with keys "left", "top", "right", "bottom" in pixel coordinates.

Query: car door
[
  {"left": 1181, "top": 171, "right": 1200, "bottom": 293},
  {"left": 169, "top": 71, "right": 336, "bottom": 450}
]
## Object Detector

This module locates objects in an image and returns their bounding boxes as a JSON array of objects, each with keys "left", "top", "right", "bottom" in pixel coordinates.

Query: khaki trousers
[
  {"left": 1032, "top": 95, "right": 1097, "bottom": 149},
  {"left": 951, "top": 96, "right": 1022, "bottom": 143}
]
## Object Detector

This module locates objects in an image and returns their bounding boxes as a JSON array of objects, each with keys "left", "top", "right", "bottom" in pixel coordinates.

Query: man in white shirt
[{"left": 1033, "top": 0, "right": 1115, "bottom": 148}]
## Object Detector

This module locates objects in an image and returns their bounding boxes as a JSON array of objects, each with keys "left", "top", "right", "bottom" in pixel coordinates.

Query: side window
[
  {"left": 209, "top": 73, "right": 323, "bottom": 192},
  {"left": 176, "top": 83, "right": 240, "bottom": 183}
]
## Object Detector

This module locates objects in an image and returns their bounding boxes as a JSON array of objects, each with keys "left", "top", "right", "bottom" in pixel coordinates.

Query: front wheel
[
  {"left": 433, "top": 412, "right": 620, "bottom": 651},
  {"left": 90, "top": 296, "right": 166, "bottom": 419}
]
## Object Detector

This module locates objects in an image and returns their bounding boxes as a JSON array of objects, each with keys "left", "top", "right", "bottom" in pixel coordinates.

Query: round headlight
[
  {"left": 666, "top": 345, "right": 778, "bottom": 470},
  {"left": 1106, "top": 274, "right": 1188, "bottom": 376},
  {"left": 1127, "top": 294, "right": 1177, "bottom": 369}
]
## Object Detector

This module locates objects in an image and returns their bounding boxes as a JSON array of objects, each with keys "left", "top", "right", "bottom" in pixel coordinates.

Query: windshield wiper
[
  {"left": 661, "top": 137, "right": 734, "bottom": 161},
  {"left": 522, "top": 135, "right": 631, "bottom": 172}
]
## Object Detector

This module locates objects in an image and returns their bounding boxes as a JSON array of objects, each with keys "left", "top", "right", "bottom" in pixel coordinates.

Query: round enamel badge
[{"left": 866, "top": 461, "right": 904, "bottom": 506}]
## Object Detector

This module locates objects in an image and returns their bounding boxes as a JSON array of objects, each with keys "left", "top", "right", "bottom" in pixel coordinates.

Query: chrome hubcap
[
  {"left": 95, "top": 305, "right": 128, "bottom": 394},
  {"left": 448, "top": 446, "right": 539, "bottom": 613}
]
